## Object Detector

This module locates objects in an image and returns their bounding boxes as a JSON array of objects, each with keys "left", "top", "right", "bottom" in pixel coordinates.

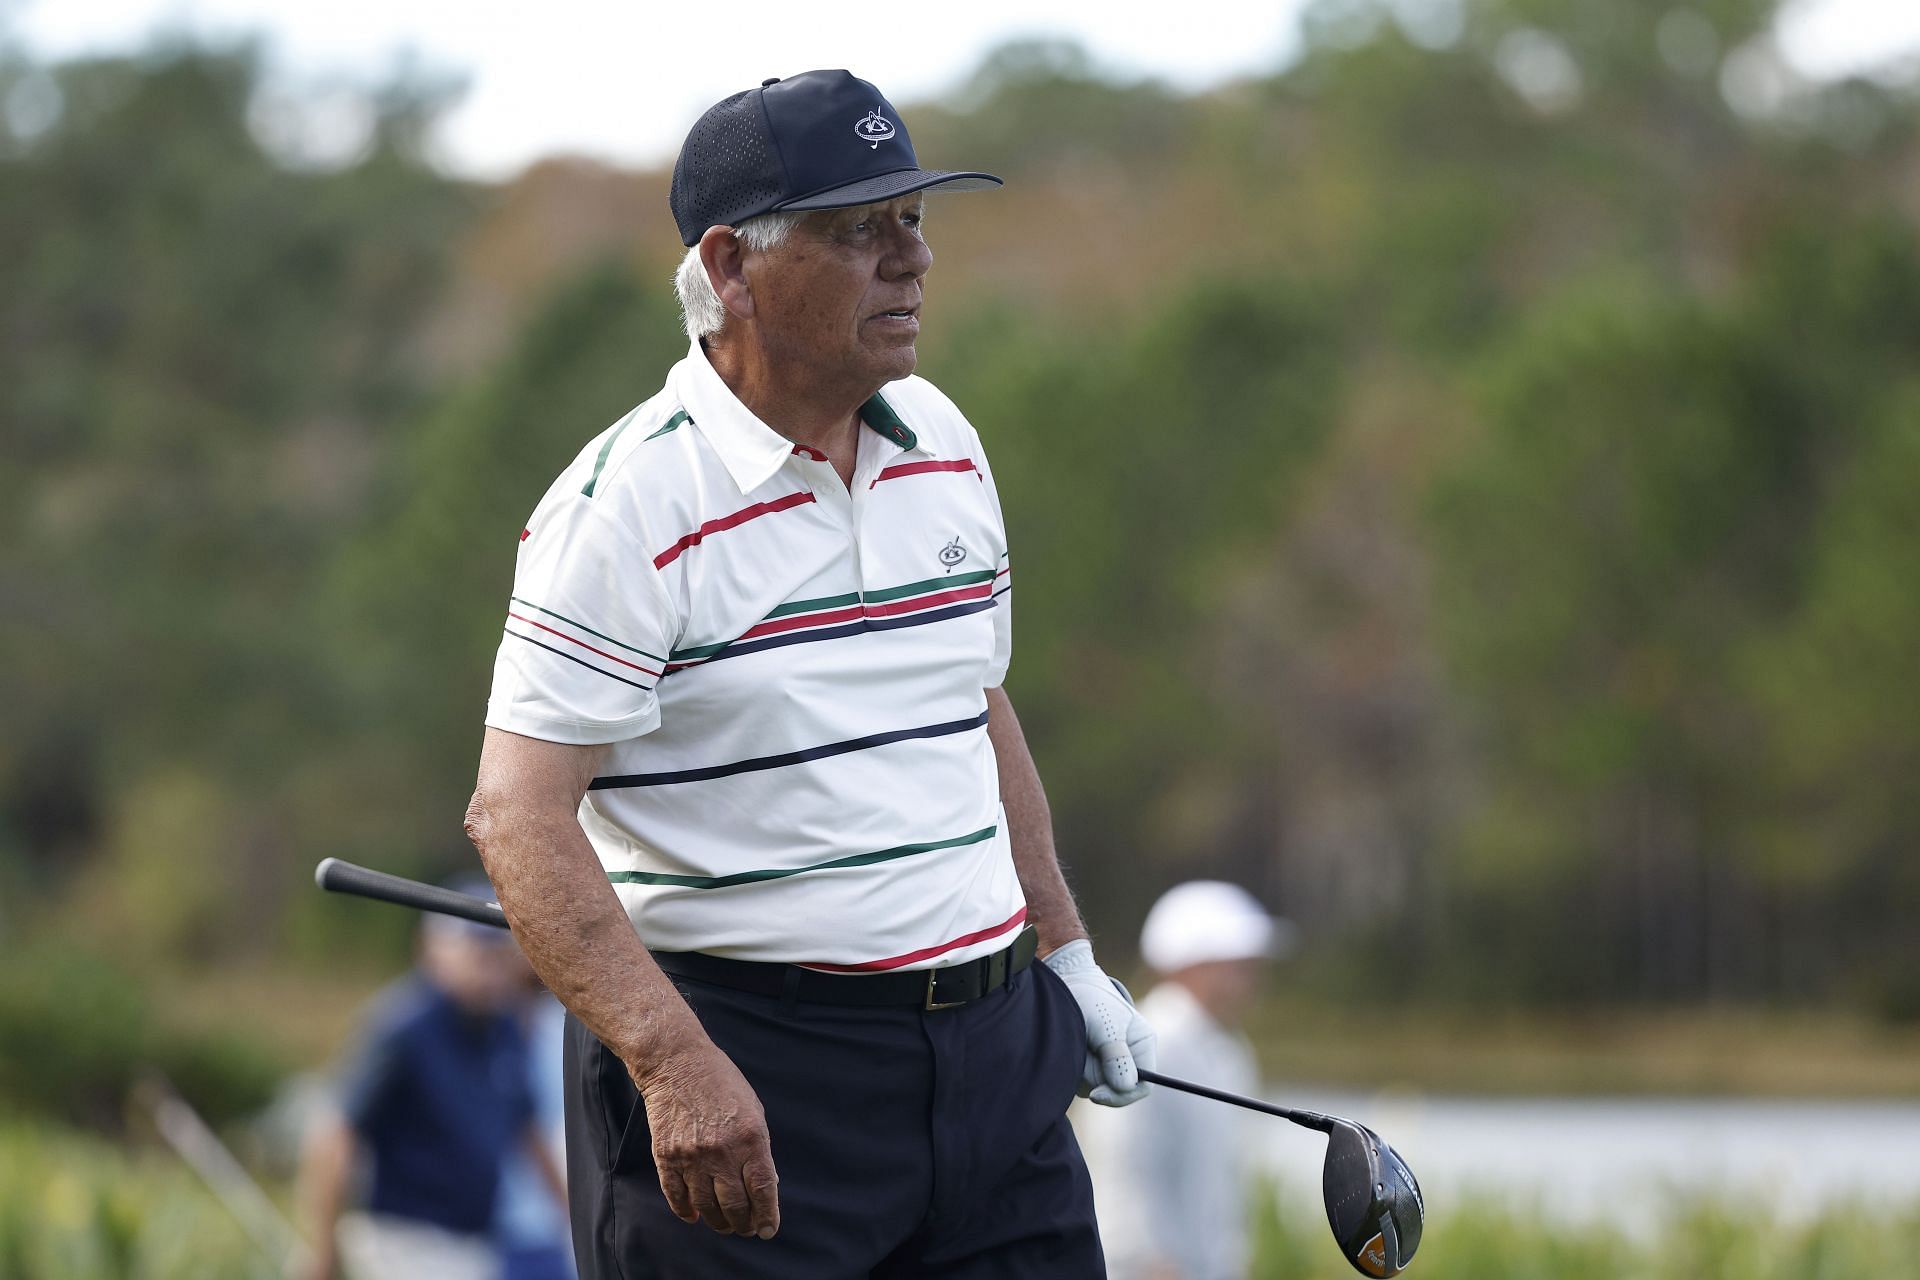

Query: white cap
[{"left": 1139, "top": 880, "right": 1295, "bottom": 974}]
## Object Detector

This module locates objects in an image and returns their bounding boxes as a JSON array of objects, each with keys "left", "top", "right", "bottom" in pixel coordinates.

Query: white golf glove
[{"left": 1043, "top": 939, "right": 1155, "bottom": 1107}]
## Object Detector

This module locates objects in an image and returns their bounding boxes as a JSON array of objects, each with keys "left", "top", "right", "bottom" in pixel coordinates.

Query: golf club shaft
[
  {"left": 314, "top": 859, "right": 1341, "bottom": 1134},
  {"left": 1137, "top": 1068, "right": 1336, "bottom": 1133}
]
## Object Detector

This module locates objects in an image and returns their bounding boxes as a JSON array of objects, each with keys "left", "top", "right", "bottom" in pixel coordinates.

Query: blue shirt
[{"left": 338, "top": 976, "right": 536, "bottom": 1235}]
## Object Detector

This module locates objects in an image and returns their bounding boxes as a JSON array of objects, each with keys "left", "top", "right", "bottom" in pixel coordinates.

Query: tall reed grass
[
  {"left": 0, "top": 1123, "right": 266, "bottom": 1279},
  {"left": 1253, "top": 1183, "right": 1920, "bottom": 1279}
]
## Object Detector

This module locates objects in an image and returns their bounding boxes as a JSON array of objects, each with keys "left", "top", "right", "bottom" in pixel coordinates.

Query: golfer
[
  {"left": 295, "top": 886, "right": 567, "bottom": 1280},
  {"left": 1075, "top": 882, "right": 1292, "bottom": 1280},
  {"left": 464, "top": 69, "right": 1155, "bottom": 1278}
]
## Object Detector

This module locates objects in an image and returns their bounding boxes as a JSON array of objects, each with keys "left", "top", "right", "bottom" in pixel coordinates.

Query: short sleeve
[
  {"left": 487, "top": 495, "right": 678, "bottom": 744},
  {"left": 975, "top": 442, "right": 1014, "bottom": 687}
]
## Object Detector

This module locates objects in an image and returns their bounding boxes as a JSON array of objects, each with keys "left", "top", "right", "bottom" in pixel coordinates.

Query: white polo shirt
[{"left": 485, "top": 342, "right": 1022, "bottom": 970}]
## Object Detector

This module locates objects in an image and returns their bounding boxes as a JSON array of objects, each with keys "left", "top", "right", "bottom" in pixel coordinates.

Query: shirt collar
[{"left": 671, "top": 341, "right": 927, "bottom": 495}]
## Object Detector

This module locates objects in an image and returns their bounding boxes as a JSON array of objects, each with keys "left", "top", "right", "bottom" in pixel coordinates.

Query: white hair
[{"left": 673, "top": 211, "right": 805, "bottom": 340}]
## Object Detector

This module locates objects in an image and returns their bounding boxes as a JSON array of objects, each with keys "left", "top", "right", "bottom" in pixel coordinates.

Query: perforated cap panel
[{"left": 670, "top": 90, "right": 787, "bottom": 245}]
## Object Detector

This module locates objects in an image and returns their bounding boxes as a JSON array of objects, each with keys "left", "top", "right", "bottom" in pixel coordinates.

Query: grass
[
  {"left": 149, "top": 961, "right": 381, "bottom": 1068},
  {"left": 7, "top": 1120, "right": 1920, "bottom": 1278},
  {"left": 0, "top": 1122, "right": 274, "bottom": 1279},
  {"left": 1242, "top": 997, "right": 1920, "bottom": 1097},
  {"left": 1251, "top": 1187, "right": 1920, "bottom": 1279}
]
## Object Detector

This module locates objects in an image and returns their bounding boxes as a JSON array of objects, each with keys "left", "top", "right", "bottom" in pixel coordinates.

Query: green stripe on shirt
[
  {"left": 583, "top": 408, "right": 686, "bottom": 497},
  {"left": 862, "top": 568, "right": 995, "bottom": 604},
  {"left": 606, "top": 825, "right": 996, "bottom": 890}
]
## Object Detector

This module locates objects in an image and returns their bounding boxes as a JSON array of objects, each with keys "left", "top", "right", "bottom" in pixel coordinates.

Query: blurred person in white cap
[{"left": 1074, "top": 881, "right": 1295, "bottom": 1280}]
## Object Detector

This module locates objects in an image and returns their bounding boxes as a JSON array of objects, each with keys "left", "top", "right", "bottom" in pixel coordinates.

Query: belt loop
[{"left": 780, "top": 965, "right": 804, "bottom": 1019}]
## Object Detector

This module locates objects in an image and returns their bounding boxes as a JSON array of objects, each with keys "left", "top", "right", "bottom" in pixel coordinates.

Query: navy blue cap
[{"left": 670, "top": 70, "right": 1002, "bottom": 246}]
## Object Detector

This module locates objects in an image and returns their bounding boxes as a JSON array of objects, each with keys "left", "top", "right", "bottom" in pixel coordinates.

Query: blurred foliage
[
  {"left": 319, "top": 267, "right": 692, "bottom": 869},
  {"left": 0, "top": 1122, "right": 269, "bottom": 1278},
  {"left": 11, "top": 1118, "right": 1920, "bottom": 1280},
  {"left": 5, "top": 0, "right": 1920, "bottom": 1135},
  {"left": 1251, "top": 1187, "right": 1920, "bottom": 1279},
  {"left": 0, "top": 942, "right": 282, "bottom": 1130}
]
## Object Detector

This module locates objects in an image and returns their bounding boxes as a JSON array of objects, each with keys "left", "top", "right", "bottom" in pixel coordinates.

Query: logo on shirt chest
[{"left": 938, "top": 537, "right": 968, "bottom": 571}]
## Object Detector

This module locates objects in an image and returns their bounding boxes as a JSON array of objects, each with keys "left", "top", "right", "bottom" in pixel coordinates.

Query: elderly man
[{"left": 464, "top": 70, "right": 1154, "bottom": 1278}]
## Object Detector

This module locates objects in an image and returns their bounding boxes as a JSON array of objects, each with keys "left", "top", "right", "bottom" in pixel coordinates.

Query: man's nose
[{"left": 882, "top": 222, "right": 933, "bottom": 280}]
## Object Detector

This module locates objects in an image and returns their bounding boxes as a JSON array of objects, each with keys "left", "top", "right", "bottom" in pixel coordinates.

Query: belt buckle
[{"left": 924, "top": 967, "right": 966, "bottom": 1012}]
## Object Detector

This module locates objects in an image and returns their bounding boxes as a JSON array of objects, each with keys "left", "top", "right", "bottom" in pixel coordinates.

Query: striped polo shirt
[{"left": 485, "top": 342, "right": 1022, "bottom": 970}]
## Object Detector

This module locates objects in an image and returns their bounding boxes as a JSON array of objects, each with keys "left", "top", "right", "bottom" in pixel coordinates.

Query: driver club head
[{"left": 1321, "top": 1119, "right": 1426, "bottom": 1277}]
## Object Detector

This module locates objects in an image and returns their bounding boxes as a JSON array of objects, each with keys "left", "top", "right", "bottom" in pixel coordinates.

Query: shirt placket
[{"left": 796, "top": 426, "right": 908, "bottom": 606}]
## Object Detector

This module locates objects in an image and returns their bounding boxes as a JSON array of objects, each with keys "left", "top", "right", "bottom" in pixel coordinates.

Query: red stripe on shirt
[
  {"left": 871, "top": 458, "right": 979, "bottom": 487},
  {"left": 506, "top": 612, "right": 663, "bottom": 677},
  {"left": 802, "top": 907, "right": 1029, "bottom": 973},
  {"left": 716, "top": 581, "right": 993, "bottom": 652},
  {"left": 734, "top": 603, "right": 868, "bottom": 644},
  {"left": 654, "top": 491, "right": 817, "bottom": 570},
  {"left": 862, "top": 582, "right": 993, "bottom": 618}
]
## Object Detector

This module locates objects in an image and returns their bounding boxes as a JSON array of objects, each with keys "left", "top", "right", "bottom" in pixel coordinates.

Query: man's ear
[{"left": 699, "top": 225, "right": 754, "bottom": 322}]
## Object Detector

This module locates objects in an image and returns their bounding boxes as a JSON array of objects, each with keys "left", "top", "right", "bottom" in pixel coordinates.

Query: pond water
[{"left": 1252, "top": 1088, "right": 1920, "bottom": 1233}]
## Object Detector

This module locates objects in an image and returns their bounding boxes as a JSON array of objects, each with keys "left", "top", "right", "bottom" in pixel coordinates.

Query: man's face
[
  {"left": 421, "top": 930, "right": 531, "bottom": 1014},
  {"left": 745, "top": 195, "right": 932, "bottom": 391},
  {"left": 1175, "top": 956, "right": 1270, "bottom": 1028}
]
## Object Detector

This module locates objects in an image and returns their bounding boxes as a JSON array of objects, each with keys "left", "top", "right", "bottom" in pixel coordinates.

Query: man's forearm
[
  {"left": 986, "top": 686, "right": 1089, "bottom": 956},
  {"left": 465, "top": 728, "right": 708, "bottom": 1080},
  {"left": 294, "top": 1114, "right": 352, "bottom": 1280},
  {"left": 525, "top": 1125, "right": 569, "bottom": 1213},
  {"left": 469, "top": 728, "right": 781, "bottom": 1237}
]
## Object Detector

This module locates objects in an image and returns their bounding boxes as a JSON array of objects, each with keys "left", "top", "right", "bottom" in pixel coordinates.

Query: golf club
[
  {"left": 1137, "top": 1068, "right": 1424, "bottom": 1277},
  {"left": 315, "top": 857, "right": 1426, "bottom": 1275}
]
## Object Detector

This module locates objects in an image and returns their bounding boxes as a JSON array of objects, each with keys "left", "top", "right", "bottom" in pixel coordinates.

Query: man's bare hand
[{"left": 637, "top": 1045, "right": 781, "bottom": 1239}]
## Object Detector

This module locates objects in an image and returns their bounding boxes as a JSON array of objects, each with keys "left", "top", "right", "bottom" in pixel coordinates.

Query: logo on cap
[{"left": 854, "top": 109, "right": 896, "bottom": 149}]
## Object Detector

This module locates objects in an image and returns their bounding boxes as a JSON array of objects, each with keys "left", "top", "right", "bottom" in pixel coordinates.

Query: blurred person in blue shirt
[
  {"left": 294, "top": 879, "right": 568, "bottom": 1280},
  {"left": 494, "top": 987, "right": 577, "bottom": 1280}
]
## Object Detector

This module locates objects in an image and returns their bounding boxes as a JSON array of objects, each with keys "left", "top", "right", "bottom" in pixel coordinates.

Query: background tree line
[{"left": 4, "top": 0, "right": 1918, "bottom": 1117}]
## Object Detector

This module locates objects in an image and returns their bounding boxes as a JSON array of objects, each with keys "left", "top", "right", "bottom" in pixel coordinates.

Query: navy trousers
[{"left": 563, "top": 960, "right": 1105, "bottom": 1279}]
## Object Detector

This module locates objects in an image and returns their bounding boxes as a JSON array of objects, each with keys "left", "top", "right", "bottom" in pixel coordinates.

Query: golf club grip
[
  {"left": 1138, "top": 1068, "right": 1335, "bottom": 1132},
  {"left": 314, "top": 858, "right": 509, "bottom": 930}
]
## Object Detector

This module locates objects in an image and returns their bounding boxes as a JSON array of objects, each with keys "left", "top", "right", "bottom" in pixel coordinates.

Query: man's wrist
[
  {"left": 612, "top": 995, "right": 717, "bottom": 1092},
  {"left": 1035, "top": 924, "right": 1090, "bottom": 960},
  {"left": 628, "top": 1033, "right": 716, "bottom": 1095}
]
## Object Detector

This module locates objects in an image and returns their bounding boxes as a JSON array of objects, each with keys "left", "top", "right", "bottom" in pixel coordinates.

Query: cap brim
[{"left": 776, "top": 167, "right": 1003, "bottom": 212}]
